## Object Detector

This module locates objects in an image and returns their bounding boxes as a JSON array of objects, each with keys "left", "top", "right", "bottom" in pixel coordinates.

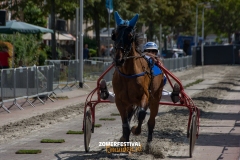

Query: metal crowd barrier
[
  {"left": 0, "top": 66, "right": 54, "bottom": 113},
  {"left": 45, "top": 60, "right": 79, "bottom": 92},
  {"left": 162, "top": 56, "right": 192, "bottom": 72},
  {"left": 0, "top": 57, "right": 192, "bottom": 113}
]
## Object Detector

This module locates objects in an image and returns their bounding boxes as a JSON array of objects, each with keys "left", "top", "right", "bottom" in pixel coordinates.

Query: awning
[{"left": 42, "top": 33, "right": 76, "bottom": 41}]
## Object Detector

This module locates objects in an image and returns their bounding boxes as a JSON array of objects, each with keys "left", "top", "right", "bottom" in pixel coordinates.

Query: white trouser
[{"left": 107, "top": 89, "right": 172, "bottom": 103}]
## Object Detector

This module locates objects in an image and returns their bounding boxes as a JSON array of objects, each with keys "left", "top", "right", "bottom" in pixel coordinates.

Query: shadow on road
[{"left": 55, "top": 150, "right": 127, "bottom": 160}]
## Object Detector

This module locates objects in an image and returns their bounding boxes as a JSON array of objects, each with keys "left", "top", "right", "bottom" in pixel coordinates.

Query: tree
[
  {"left": 206, "top": 0, "right": 240, "bottom": 43},
  {"left": 23, "top": 1, "right": 47, "bottom": 27}
]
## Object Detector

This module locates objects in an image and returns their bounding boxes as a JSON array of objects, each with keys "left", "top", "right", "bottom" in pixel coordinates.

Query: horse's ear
[
  {"left": 129, "top": 14, "right": 139, "bottom": 27},
  {"left": 114, "top": 11, "right": 124, "bottom": 26}
]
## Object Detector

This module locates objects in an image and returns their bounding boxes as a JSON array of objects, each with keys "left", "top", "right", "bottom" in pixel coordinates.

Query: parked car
[{"left": 172, "top": 49, "right": 186, "bottom": 57}]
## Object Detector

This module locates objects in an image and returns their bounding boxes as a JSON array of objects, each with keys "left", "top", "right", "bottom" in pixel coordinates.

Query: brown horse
[{"left": 112, "top": 11, "right": 164, "bottom": 142}]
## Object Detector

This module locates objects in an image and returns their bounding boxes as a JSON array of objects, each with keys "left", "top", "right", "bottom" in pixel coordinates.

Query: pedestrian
[
  {"left": 100, "top": 45, "right": 106, "bottom": 57},
  {"left": 172, "top": 50, "right": 178, "bottom": 58},
  {"left": 83, "top": 44, "right": 90, "bottom": 59},
  {"left": 109, "top": 44, "right": 114, "bottom": 57}
]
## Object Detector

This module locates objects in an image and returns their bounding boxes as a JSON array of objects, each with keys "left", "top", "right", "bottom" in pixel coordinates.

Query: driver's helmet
[{"left": 143, "top": 42, "right": 158, "bottom": 52}]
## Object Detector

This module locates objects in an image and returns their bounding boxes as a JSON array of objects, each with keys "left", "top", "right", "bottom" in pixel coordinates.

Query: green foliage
[
  {"left": 89, "top": 49, "right": 97, "bottom": 57},
  {"left": 2, "top": 0, "right": 240, "bottom": 49},
  {"left": 206, "top": 0, "right": 240, "bottom": 42},
  {"left": 0, "top": 34, "right": 49, "bottom": 67},
  {"left": 84, "top": 36, "right": 97, "bottom": 50},
  {"left": 23, "top": 1, "right": 47, "bottom": 27}
]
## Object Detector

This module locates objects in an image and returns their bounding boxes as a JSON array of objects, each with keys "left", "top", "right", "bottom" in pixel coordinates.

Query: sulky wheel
[
  {"left": 189, "top": 112, "right": 197, "bottom": 158},
  {"left": 84, "top": 108, "right": 92, "bottom": 152}
]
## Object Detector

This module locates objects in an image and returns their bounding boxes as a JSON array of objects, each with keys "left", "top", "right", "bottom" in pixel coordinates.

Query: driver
[{"left": 100, "top": 42, "right": 180, "bottom": 103}]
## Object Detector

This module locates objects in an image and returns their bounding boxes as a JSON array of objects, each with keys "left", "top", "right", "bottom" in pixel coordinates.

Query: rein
[
  {"left": 123, "top": 55, "right": 143, "bottom": 60},
  {"left": 115, "top": 67, "right": 148, "bottom": 78},
  {"left": 116, "top": 54, "right": 153, "bottom": 78}
]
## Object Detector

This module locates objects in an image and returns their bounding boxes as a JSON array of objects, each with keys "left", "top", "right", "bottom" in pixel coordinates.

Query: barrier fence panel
[
  {"left": 1, "top": 68, "right": 23, "bottom": 111},
  {"left": 33, "top": 66, "right": 54, "bottom": 104},
  {"left": 27, "top": 66, "right": 38, "bottom": 99},
  {"left": 47, "top": 65, "right": 54, "bottom": 92},
  {"left": 15, "top": 67, "right": 28, "bottom": 99},
  {"left": 15, "top": 67, "right": 29, "bottom": 108},
  {"left": 83, "top": 60, "right": 106, "bottom": 81},
  {"left": 66, "top": 60, "right": 79, "bottom": 89},
  {"left": 0, "top": 69, "right": 10, "bottom": 113},
  {"left": 103, "top": 62, "right": 115, "bottom": 82},
  {"left": 46, "top": 61, "right": 61, "bottom": 92},
  {"left": 46, "top": 60, "right": 80, "bottom": 91},
  {"left": 169, "top": 58, "right": 174, "bottom": 71},
  {"left": 162, "top": 56, "right": 192, "bottom": 72}
]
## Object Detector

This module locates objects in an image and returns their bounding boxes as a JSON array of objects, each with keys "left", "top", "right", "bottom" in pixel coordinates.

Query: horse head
[{"left": 112, "top": 11, "right": 139, "bottom": 66}]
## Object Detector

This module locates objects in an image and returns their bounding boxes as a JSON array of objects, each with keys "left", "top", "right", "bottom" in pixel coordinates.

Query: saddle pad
[{"left": 145, "top": 55, "right": 162, "bottom": 76}]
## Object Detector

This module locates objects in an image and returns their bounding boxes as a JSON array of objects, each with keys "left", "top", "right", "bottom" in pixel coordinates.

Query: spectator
[
  {"left": 100, "top": 45, "right": 106, "bottom": 57},
  {"left": 83, "top": 44, "right": 90, "bottom": 59},
  {"left": 172, "top": 51, "right": 178, "bottom": 58},
  {"left": 109, "top": 44, "right": 114, "bottom": 57},
  {"left": 183, "top": 40, "right": 190, "bottom": 55},
  {"left": 0, "top": 46, "right": 11, "bottom": 69}
]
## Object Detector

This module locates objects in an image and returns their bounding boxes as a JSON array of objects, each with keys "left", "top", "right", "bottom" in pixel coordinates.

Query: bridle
[{"left": 112, "top": 25, "right": 136, "bottom": 61}]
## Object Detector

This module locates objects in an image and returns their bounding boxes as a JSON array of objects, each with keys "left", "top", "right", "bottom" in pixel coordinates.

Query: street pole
[
  {"left": 107, "top": 0, "right": 111, "bottom": 57},
  {"left": 75, "top": 8, "right": 79, "bottom": 60},
  {"left": 195, "top": 5, "right": 198, "bottom": 47},
  {"left": 79, "top": 0, "right": 83, "bottom": 88},
  {"left": 201, "top": 7, "right": 205, "bottom": 79},
  {"left": 159, "top": 24, "right": 162, "bottom": 57},
  {"left": 51, "top": 0, "right": 56, "bottom": 59}
]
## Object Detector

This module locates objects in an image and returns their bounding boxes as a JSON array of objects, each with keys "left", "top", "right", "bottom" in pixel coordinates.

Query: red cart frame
[{"left": 82, "top": 63, "right": 200, "bottom": 158}]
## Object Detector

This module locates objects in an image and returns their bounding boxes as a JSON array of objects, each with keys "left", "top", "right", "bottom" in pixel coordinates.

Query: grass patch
[
  {"left": 40, "top": 139, "right": 65, "bottom": 143},
  {"left": 99, "top": 118, "right": 116, "bottom": 121},
  {"left": 110, "top": 113, "right": 120, "bottom": 116},
  {"left": 184, "top": 79, "right": 204, "bottom": 88},
  {"left": 94, "top": 124, "right": 102, "bottom": 128},
  {"left": 55, "top": 96, "right": 69, "bottom": 100},
  {"left": 66, "top": 130, "right": 83, "bottom": 134},
  {"left": 16, "top": 150, "right": 41, "bottom": 154}
]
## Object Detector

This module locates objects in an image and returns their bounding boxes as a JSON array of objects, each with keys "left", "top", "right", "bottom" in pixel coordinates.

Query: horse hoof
[
  {"left": 120, "top": 136, "right": 126, "bottom": 142},
  {"left": 147, "top": 134, "right": 152, "bottom": 142},
  {"left": 131, "top": 126, "right": 141, "bottom": 135}
]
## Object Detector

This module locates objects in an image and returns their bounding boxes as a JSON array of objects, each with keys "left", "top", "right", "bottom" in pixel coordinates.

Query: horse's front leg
[
  {"left": 147, "top": 101, "right": 160, "bottom": 142},
  {"left": 116, "top": 101, "right": 131, "bottom": 142}
]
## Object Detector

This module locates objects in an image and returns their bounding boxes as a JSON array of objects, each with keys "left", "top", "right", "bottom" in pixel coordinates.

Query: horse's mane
[{"left": 134, "top": 31, "right": 144, "bottom": 53}]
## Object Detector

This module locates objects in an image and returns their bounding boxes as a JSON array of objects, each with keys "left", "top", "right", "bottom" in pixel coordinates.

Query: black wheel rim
[
  {"left": 189, "top": 114, "right": 197, "bottom": 157},
  {"left": 84, "top": 109, "right": 92, "bottom": 152}
]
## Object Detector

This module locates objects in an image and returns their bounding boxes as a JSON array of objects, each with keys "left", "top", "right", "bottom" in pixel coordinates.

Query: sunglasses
[{"left": 146, "top": 49, "right": 158, "bottom": 53}]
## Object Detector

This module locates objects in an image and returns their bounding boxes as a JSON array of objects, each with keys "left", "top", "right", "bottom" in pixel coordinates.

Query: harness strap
[{"left": 116, "top": 67, "right": 147, "bottom": 78}]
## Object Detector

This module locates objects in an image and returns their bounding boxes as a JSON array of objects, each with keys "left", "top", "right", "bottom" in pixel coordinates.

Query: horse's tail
[{"left": 132, "top": 106, "right": 142, "bottom": 123}]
